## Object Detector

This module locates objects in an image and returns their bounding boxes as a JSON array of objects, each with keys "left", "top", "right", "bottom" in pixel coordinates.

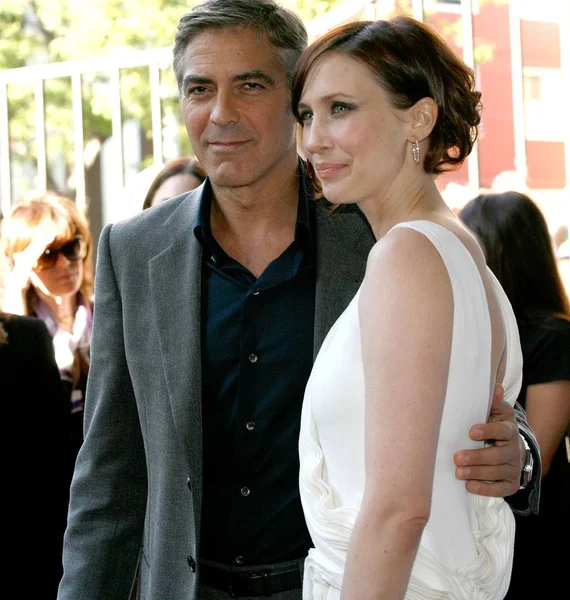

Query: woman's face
[
  {"left": 32, "top": 235, "right": 85, "bottom": 299},
  {"left": 297, "top": 53, "right": 410, "bottom": 207}
]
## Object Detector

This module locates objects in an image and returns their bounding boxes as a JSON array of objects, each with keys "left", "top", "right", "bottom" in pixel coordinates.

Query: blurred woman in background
[
  {"left": 459, "top": 191, "right": 570, "bottom": 599},
  {"left": 2, "top": 192, "right": 94, "bottom": 465},
  {"left": 142, "top": 156, "right": 206, "bottom": 210}
]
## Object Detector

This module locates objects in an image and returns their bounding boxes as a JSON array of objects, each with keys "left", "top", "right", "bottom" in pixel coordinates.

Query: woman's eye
[
  {"left": 298, "top": 110, "right": 313, "bottom": 123},
  {"left": 331, "top": 102, "right": 352, "bottom": 114}
]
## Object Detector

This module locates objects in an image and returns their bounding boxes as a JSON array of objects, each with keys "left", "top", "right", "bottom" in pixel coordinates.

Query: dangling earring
[{"left": 411, "top": 139, "right": 420, "bottom": 165}]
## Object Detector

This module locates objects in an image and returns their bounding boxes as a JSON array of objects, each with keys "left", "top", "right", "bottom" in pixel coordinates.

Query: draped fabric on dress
[{"left": 299, "top": 221, "right": 522, "bottom": 600}]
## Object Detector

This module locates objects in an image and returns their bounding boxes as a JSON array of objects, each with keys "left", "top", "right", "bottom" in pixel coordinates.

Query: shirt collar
[
  {"left": 193, "top": 178, "right": 213, "bottom": 249},
  {"left": 194, "top": 158, "right": 315, "bottom": 255}
]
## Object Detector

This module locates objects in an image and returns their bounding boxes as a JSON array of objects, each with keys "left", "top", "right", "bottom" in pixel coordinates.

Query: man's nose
[{"left": 209, "top": 90, "right": 239, "bottom": 126}]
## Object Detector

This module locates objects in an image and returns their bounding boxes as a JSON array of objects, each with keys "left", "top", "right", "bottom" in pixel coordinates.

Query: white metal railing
[{"left": 0, "top": 47, "right": 173, "bottom": 218}]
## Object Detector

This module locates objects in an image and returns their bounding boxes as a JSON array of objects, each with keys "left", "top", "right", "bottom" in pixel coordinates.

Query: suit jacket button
[
  {"left": 187, "top": 555, "right": 196, "bottom": 572},
  {"left": 187, "top": 476, "right": 192, "bottom": 491}
]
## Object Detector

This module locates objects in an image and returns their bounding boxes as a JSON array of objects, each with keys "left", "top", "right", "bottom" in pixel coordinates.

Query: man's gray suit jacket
[{"left": 58, "top": 185, "right": 374, "bottom": 600}]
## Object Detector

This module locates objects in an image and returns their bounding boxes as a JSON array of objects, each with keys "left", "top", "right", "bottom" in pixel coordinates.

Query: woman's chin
[{"left": 325, "top": 194, "right": 356, "bottom": 206}]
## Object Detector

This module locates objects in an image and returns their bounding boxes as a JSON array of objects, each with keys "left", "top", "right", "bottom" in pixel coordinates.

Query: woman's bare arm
[{"left": 340, "top": 229, "right": 453, "bottom": 600}]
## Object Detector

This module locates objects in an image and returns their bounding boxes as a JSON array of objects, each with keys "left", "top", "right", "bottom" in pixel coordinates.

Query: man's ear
[{"left": 408, "top": 97, "right": 438, "bottom": 143}]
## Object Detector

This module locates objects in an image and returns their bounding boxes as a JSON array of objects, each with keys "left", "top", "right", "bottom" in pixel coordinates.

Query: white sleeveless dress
[{"left": 299, "top": 220, "right": 522, "bottom": 600}]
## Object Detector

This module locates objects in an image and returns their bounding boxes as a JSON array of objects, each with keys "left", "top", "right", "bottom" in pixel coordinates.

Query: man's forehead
[{"left": 181, "top": 27, "right": 284, "bottom": 78}]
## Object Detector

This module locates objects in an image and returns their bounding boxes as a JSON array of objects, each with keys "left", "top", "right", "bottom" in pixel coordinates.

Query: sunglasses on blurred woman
[{"left": 36, "top": 235, "right": 87, "bottom": 270}]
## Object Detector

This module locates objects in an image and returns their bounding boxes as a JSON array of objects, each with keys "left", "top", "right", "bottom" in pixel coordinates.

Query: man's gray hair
[{"left": 173, "top": 0, "right": 308, "bottom": 90}]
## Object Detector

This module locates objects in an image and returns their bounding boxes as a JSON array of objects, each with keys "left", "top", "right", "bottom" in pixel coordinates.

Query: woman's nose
[{"left": 303, "top": 118, "right": 331, "bottom": 155}]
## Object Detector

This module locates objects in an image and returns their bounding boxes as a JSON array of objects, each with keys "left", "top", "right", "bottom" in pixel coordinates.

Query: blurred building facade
[{"left": 0, "top": 0, "right": 568, "bottom": 240}]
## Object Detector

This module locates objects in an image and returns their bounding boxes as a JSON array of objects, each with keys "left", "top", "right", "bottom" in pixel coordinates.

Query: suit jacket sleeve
[
  {"left": 503, "top": 401, "right": 541, "bottom": 516},
  {"left": 58, "top": 224, "right": 147, "bottom": 600}
]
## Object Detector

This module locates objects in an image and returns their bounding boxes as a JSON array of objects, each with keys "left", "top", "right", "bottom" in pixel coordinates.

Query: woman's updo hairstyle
[{"left": 292, "top": 16, "right": 482, "bottom": 175}]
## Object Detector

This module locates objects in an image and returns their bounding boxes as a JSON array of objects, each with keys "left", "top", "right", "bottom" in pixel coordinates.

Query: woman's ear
[{"left": 408, "top": 97, "right": 438, "bottom": 143}]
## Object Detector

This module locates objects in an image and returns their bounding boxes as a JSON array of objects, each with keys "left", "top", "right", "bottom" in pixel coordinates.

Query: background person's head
[
  {"left": 459, "top": 191, "right": 570, "bottom": 322},
  {"left": 142, "top": 157, "right": 206, "bottom": 210},
  {"left": 292, "top": 17, "right": 481, "bottom": 200},
  {"left": 2, "top": 193, "right": 94, "bottom": 313}
]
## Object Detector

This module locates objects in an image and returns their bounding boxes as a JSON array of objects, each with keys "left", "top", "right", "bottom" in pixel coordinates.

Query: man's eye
[
  {"left": 186, "top": 86, "right": 208, "bottom": 96},
  {"left": 243, "top": 82, "right": 264, "bottom": 90}
]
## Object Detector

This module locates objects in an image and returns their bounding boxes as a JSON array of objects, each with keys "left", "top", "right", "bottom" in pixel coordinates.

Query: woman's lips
[{"left": 314, "top": 162, "right": 347, "bottom": 179}]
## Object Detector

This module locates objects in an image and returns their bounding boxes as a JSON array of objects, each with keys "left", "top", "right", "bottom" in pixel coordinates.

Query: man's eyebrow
[
  {"left": 234, "top": 70, "right": 275, "bottom": 85},
  {"left": 181, "top": 74, "right": 213, "bottom": 91},
  {"left": 180, "top": 70, "right": 276, "bottom": 92}
]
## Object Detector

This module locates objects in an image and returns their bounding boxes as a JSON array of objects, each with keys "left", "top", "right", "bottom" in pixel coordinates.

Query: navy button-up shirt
[{"left": 197, "top": 168, "right": 316, "bottom": 565}]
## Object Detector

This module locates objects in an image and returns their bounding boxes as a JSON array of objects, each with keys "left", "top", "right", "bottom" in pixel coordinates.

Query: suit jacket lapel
[
  {"left": 149, "top": 192, "right": 203, "bottom": 469},
  {"left": 314, "top": 202, "right": 375, "bottom": 357}
]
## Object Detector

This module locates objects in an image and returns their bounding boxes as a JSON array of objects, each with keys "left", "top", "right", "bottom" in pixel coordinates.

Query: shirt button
[
  {"left": 248, "top": 353, "right": 258, "bottom": 363},
  {"left": 253, "top": 291, "right": 260, "bottom": 295},
  {"left": 246, "top": 421, "right": 256, "bottom": 431},
  {"left": 187, "top": 555, "right": 196, "bottom": 572},
  {"left": 235, "top": 555, "right": 244, "bottom": 565},
  {"left": 240, "top": 486, "right": 251, "bottom": 497}
]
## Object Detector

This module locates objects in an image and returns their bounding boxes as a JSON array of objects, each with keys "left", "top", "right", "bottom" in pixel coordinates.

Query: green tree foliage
[
  {"left": 2, "top": 0, "right": 195, "bottom": 67},
  {"left": 2, "top": 0, "right": 201, "bottom": 194},
  {"left": 291, "top": 0, "right": 340, "bottom": 21}
]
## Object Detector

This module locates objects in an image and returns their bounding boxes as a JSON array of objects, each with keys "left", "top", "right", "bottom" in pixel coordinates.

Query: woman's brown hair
[{"left": 292, "top": 16, "right": 482, "bottom": 176}]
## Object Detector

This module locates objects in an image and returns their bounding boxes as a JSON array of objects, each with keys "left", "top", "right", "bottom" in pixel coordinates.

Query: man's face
[{"left": 179, "top": 27, "right": 298, "bottom": 189}]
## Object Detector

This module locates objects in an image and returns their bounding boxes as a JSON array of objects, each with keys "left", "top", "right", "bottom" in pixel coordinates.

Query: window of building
[
  {"left": 522, "top": 68, "right": 564, "bottom": 142},
  {"left": 437, "top": 0, "right": 461, "bottom": 7},
  {"left": 523, "top": 74, "right": 541, "bottom": 101},
  {"left": 435, "top": 0, "right": 480, "bottom": 15},
  {"left": 519, "top": 0, "right": 564, "bottom": 23}
]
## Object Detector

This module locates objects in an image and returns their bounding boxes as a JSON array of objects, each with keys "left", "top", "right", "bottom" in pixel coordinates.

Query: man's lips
[
  {"left": 314, "top": 162, "right": 347, "bottom": 179},
  {"left": 208, "top": 140, "right": 250, "bottom": 151}
]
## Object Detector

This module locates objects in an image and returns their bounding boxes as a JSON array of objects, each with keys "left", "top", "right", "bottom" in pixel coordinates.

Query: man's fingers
[
  {"left": 491, "top": 384, "right": 504, "bottom": 410},
  {"left": 454, "top": 444, "right": 515, "bottom": 467},
  {"left": 469, "top": 420, "right": 517, "bottom": 443},
  {"left": 455, "top": 463, "right": 518, "bottom": 482},
  {"left": 489, "top": 398, "right": 513, "bottom": 419},
  {"left": 463, "top": 479, "right": 518, "bottom": 498}
]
